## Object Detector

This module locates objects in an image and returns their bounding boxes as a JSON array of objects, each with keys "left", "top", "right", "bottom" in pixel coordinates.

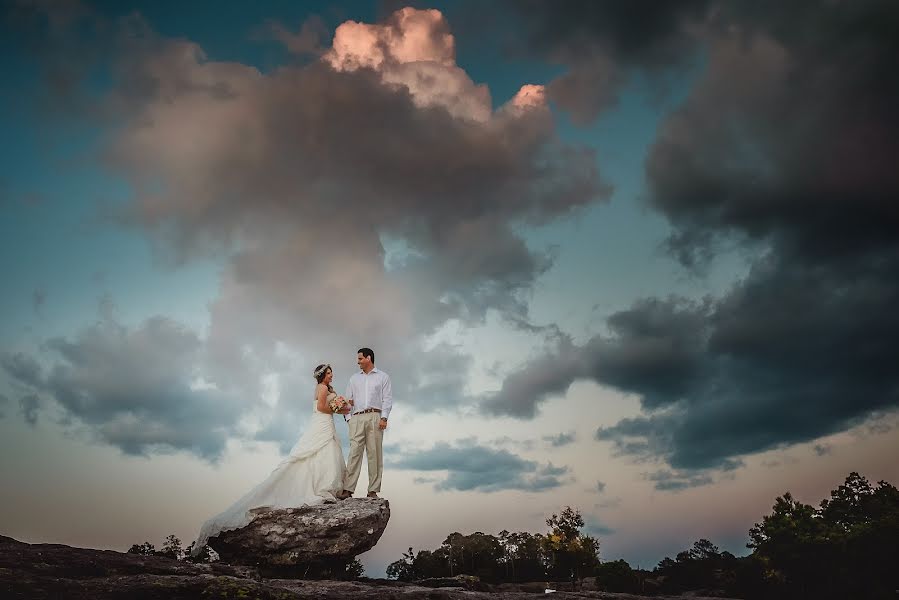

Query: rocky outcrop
[
  {"left": 207, "top": 497, "right": 389, "bottom": 570},
  {"left": 1, "top": 534, "right": 741, "bottom": 599}
]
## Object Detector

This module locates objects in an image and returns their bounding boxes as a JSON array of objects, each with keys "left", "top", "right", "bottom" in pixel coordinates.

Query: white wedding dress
[{"left": 192, "top": 391, "right": 346, "bottom": 554}]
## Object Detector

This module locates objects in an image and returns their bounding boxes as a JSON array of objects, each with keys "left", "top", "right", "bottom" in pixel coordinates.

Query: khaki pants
[{"left": 343, "top": 412, "right": 384, "bottom": 494}]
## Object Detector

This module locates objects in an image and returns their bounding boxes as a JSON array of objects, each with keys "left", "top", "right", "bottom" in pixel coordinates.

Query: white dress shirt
[{"left": 345, "top": 367, "right": 393, "bottom": 420}]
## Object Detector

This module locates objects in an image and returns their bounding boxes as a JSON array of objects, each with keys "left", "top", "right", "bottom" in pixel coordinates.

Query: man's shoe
[
  {"left": 337, "top": 490, "right": 353, "bottom": 500},
  {"left": 367, "top": 492, "right": 379, "bottom": 498}
]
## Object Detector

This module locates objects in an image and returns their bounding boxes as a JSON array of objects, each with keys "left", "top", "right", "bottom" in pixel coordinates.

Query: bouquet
[{"left": 328, "top": 395, "right": 349, "bottom": 413}]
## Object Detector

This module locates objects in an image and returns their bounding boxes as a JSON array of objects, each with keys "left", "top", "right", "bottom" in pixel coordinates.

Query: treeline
[
  {"left": 386, "top": 472, "right": 899, "bottom": 599},
  {"left": 386, "top": 507, "right": 599, "bottom": 583}
]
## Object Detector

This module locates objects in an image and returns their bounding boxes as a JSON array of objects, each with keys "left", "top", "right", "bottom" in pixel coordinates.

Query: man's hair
[{"left": 357, "top": 347, "right": 375, "bottom": 363}]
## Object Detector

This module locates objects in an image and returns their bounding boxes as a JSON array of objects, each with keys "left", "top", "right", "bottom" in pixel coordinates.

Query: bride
[{"left": 191, "top": 364, "right": 350, "bottom": 554}]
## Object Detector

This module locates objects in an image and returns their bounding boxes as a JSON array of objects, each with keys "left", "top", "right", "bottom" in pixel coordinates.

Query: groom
[{"left": 338, "top": 347, "right": 393, "bottom": 499}]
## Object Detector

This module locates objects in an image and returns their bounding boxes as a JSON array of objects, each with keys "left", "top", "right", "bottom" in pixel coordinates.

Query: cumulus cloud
[
  {"left": 6, "top": 5, "right": 610, "bottom": 454},
  {"left": 1, "top": 313, "right": 249, "bottom": 460},
  {"left": 99, "top": 7, "right": 604, "bottom": 426},
  {"left": 391, "top": 440, "right": 569, "bottom": 492}
]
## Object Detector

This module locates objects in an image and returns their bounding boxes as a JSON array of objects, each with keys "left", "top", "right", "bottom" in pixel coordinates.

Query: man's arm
[{"left": 380, "top": 374, "right": 393, "bottom": 423}]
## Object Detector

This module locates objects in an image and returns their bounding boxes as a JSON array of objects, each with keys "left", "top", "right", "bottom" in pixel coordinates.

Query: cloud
[
  {"left": 499, "top": 256, "right": 899, "bottom": 472},
  {"left": 498, "top": 0, "right": 713, "bottom": 123},
  {"left": 95, "top": 7, "right": 606, "bottom": 420},
  {"left": 391, "top": 440, "right": 569, "bottom": 492},
  {"left": 260, "top": 15, "right": 327, "bottom": 56},
  {"left": 813, "top": 444, "right": 832, "bottom": 457},
  {"left": 584, "top": 518, "right": 614, "bottom": 537},
  {"left": 19, "top": 394, "right": 40, "bottom": 426},
  {"left": 1, "top": 312, "right": 249, "bottom": 460},
  {"left": 543, "top": 431, "right": 576, "bottom": 447},
  {"left": 482, "top": 1, "right": 899, "bottom": 476},
  {"left": 1, "top": 352, "right": 44, "bottom": 389},
  {"left": 7, "top": 5, "right": 612, "bottom": 456},
  {"left": 645, "top": 2, "right": 899, "bottom": 270},
  {"left": 645, "top": 469, "right": 714, "bottom": 492}
]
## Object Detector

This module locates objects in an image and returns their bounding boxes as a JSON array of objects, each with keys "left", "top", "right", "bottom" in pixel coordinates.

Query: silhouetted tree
[
  {"left": 595, "top": 559, "right": 639, "bottom": 593},
  {"left": 127, "top": 541, "right": 156, "bottom": 555},
  {"left": 749, "top": 472, "right": 899, "bottom": 599}
]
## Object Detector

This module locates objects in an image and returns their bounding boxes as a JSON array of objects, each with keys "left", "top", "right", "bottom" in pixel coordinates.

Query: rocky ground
[
  {"left": 0, "top": 535, "right": 738, "bottom": 599},
  {"left": 1, "top": 499, "right": 738, "bottom": 599}
]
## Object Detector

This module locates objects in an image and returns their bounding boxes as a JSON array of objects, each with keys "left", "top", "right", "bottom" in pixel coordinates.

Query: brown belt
[{"left": 353, "top": 408, "right": 381, "bottom": 415}]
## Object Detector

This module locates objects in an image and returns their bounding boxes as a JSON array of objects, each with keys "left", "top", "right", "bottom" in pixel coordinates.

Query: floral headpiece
[{"left": 314, "top": 364, "right": 330, "bottom": 379}]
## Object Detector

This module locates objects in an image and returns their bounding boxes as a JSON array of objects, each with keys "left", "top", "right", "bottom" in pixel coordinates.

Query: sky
[{"left": 2, "top": 0, "right": 898, "bottom": 577}]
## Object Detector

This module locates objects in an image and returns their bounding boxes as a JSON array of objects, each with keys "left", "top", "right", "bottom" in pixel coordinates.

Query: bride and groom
[{"left": 192, "top": 347, "right": 393, "bottom": 553}]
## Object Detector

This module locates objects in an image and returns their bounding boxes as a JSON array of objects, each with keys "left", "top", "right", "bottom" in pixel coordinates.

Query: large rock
[{"left": 208, "top": 497, "right": 390, "bottom": 569}]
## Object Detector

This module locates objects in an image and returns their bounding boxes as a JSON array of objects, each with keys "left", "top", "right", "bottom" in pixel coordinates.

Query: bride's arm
[{"left": 315, "top": 385, "right": 331, "bottom": 414}]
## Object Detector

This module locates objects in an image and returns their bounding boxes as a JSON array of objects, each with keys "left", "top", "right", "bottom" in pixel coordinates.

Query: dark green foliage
[
  {"left": 748, "top": 472, "right": 899, "bottom": 599},
  {"left": 126, "top": 541, "right": 156, "bottom": 555},
  {"left": 655, "top": 538, "right": 743, "bottom": 596},
  {"left": 386, "top": 506, "right": 599, "bottom": 583},
  {"left": 594, "top": 559, "right": 640, "bottom": 593}
]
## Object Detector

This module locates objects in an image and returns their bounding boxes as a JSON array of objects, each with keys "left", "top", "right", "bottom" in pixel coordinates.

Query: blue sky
[{"left": 2, "top": 0, "right": 898, "bottom": 577}]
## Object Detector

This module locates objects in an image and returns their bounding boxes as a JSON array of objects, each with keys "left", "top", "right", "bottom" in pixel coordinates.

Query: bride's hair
[{"left": 313, "top": 364, "right": 334, "bottom": 393}]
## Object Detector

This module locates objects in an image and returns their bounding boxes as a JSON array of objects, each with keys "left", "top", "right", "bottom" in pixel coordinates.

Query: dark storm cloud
[
  {"left": 391, "top": 441, "right": 569, "bottom": 492},
  {"left": 507, "top": 251, "right": 899, "bottom": 471},
  {"left": 646, "top": 1, "right": 899, "bottom": 268},
  {"left": 484, "top": 0, "right": 899, "bottom": 477},
  {"left": 1, "top": 315, "right": 247, "bottom": 460},
  {"left": 483, "top": 296, "right": 711, "bottom": 418},
  {"left": 497, "top": 0, "right": 713, "bottom": 123}
]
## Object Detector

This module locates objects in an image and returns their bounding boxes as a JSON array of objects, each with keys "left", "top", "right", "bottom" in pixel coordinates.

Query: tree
[
  {"left": 656, "top": 538, "right": 731, "bottom": 594},
  {"left": 542, "top": 506, "right": 600, "bottom": 581},
  {"left": 342, "top": 558, "right": 365, "bottom": 579},
  {"left": 127, "top": 541, "right": 156, "bottom": 555},
  {"left": 748, "top": 473, "right": 899, "bottom": 599},
  {"left": 595, "top": 559, "right": 639, "bottom": 593},
  {"left": 386, "top": 547, "right": 418, "bottom": 581},
  {"left": 158, "top": 534, "right": 184, "bottom": 560}
]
